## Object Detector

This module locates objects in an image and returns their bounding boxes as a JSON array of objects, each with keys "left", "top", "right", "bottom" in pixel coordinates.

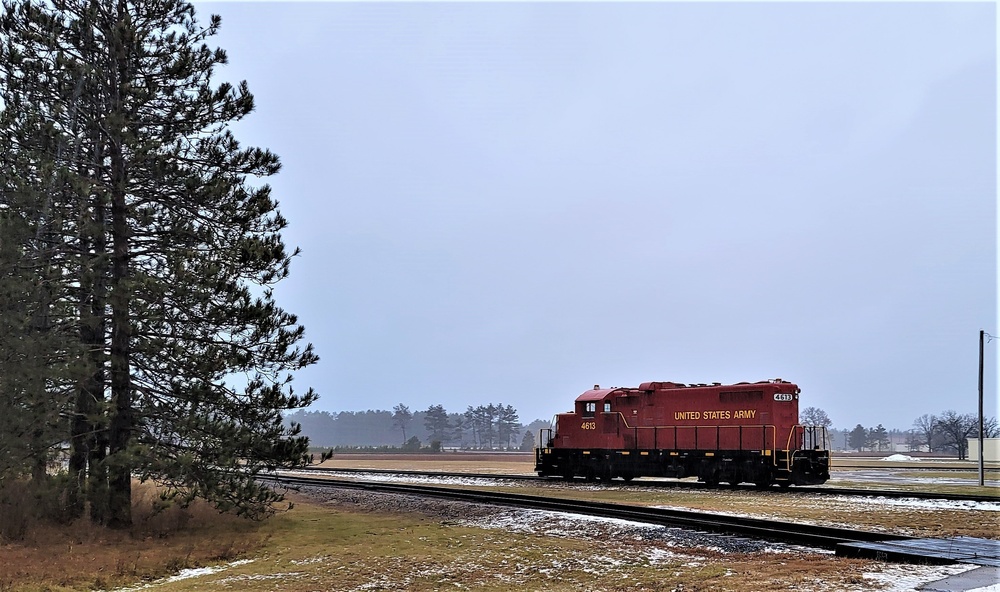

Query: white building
[{"left": 966, "top": 438, "right": 1000, "bottom": 462}]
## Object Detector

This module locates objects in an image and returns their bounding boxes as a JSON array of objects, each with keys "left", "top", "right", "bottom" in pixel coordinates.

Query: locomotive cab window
[
  {"left": 603, "top": 402, "right": 611, "bottom": 413},
  {"left": 583, "top": 402, "right": 596, "bottom": 417}
]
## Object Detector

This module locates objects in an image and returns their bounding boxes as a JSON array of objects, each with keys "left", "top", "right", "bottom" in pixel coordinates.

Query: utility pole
[{"left": 979, "top": 329, "right": 984, "bottom": 487}]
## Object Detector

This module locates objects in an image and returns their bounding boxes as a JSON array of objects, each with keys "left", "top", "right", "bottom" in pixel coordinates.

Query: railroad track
[
  {"left": 294, "top": 466, "right": 1000, "bottom": 503},
  {"left": 263, "top": 473, "right": 930, "bottom": 559}
]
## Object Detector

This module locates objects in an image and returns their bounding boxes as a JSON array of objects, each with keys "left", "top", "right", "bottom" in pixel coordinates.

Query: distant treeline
[{"left": 284, "top": 404, "right": 550, "bottom": 450}]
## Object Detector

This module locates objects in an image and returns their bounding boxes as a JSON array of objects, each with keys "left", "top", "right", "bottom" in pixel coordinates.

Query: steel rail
[
  {"left": 294, "top": 466, "right": 1000, "bottom": 503},
  {"left": 263, "top": 473, "right": 914, "bottom": 554}
]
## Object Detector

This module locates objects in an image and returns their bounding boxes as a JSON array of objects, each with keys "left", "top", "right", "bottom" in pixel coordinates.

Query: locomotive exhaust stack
[{"left": 535, "top": 379, "right": 831, "bottom": 487}]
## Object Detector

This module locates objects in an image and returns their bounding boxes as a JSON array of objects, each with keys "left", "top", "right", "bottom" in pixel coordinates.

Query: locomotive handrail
[
  {"left": 785, "top": 425, "right": 830, "bottom": 450},
  {"left": 785, "top": 424, "right": 830, "bottom": 452},
  {"left": 784, "top": 425, "right": 831, "bottom": 472}
]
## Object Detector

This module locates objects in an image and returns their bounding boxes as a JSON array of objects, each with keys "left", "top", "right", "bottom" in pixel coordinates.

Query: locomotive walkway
[{"left": 264, "top": 473, "right": 1000, "bottom": 568}]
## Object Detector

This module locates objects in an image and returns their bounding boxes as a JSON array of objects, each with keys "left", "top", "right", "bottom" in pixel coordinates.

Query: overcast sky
[{"left": 198, "top": 1, "right": 997, "bottom": 430}]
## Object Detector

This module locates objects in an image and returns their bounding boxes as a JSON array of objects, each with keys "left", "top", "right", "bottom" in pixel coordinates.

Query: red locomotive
[{"left": 535, "top": 379, "right": 830, "bottom": 487}]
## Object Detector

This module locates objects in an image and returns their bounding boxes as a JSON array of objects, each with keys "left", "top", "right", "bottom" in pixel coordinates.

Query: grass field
[
  {"left": 3, "top": 455, "right": 996, "bottom": 591},
  {"left": 5, "top": 489, "right": 975, "bottom": 592},
  {"left": 0, "top": 485, "right": 267, "bottom": 591}
]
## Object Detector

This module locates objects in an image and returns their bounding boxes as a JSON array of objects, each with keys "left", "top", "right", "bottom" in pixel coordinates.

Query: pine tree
[
  {"left": 464, "top": 405, "right": 494, "bottom": 449},
  {"left": 0, "top": 208, "right": 70, "bottom": 483},
  {"left": 870, "top": 424, "right": 889, "bottom": 452},
  {"left": 497, "top": 404, "right": 520, "bottom": 450},
  {"left": 0, "top": 2, "right": 89, "bottom": 499},
  {"left": 422, "top": 404, "right": 450, "bottom": 445},
  {"left": 0, "top": 0, "right": 319, "bottom": 526},
  {"left": 519, "top": 430, "right": 534, "bottom": 451},
  {"left": 392, "top": 404, "right": 412, "bottom": 445},
  {"left": 848, "top": 424, "right": 867, "bottom": 452}
]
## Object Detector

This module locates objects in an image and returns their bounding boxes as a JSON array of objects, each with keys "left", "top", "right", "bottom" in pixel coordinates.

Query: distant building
[{"left": 966, "top": 438, "right": 1000, "bottom": 462}]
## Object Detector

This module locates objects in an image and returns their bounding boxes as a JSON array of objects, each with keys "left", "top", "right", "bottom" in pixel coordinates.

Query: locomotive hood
[
  {"left": 577, "top": 386, "right": 644, "bottom": 402},
  {"left": 575, "top": 388, "right": 617, "bottom": 402}
]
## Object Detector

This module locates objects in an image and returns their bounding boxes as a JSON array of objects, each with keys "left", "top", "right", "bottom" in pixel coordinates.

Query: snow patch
[
  {"left": 881, "top": 454, "right": 920, "bottom": 461},
  {"left": 214, "top": 572, "right": 304, "bottom": 584},
  {"left": 108, "top": 559, "right": 255, "bottom": 591},
  {"left": 863, "top": 563, "right": 977, "bottom": 592},
  {"left": 826, "top": 495, "right": 1000, "bottom": 512},
  {"left": 286, "top": 469, "right": 504, "bottom": 488}
]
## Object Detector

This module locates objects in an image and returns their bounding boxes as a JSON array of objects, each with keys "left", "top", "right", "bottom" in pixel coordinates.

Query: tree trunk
[
  {"left": 87, "top": 249, "right": 109, "bottom": 524},
  {"left": 106, "top": 165, "right": 131, "bottom": 528},
  {"left": 67, "top": 368, "right": 90, "bottom": 519},
  {"left": 69, "top": 204, "right": 101, "bottom": 520},
  {"left": 104, "top": 0, "right": 132, "bottom": 530}
]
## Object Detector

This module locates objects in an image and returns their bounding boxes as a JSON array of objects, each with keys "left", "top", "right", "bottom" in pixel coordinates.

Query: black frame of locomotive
[{"left": 534, "top": 424, "right": 830, "bottom": 488}]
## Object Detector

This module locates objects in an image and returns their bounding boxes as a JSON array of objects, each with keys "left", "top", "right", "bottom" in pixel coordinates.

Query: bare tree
[
  {"left": 935, "top": 411, "right": 978, "bottom": 460},
  {"left": 800, "top": 407, "right": 832, "bottom": 428},
  {"left": 986, "top": 417, "right": 1000, "bottom": 438},
  {"left": 905, "top": 430, "right": 924, "bottom": 452},
  {"left": 911, "top": 414, "right": 938, "bottom": 452}
]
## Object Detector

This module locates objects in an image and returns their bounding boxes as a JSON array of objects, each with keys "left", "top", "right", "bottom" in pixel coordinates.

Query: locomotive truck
[{"left": 535, "top": 379, "right": 830, "bottom": 487}]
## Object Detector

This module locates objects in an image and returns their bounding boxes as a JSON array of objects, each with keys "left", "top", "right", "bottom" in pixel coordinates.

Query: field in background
[
  {"left": 314, "top": 451, "right": 1000, "bottom": 478},
  {"left": 314, "top": 452, "right": 535, "bottom": 474}
]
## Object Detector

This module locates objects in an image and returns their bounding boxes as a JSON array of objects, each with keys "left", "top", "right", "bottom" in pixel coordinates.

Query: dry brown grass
[
  {"left": 2, "top": 481, "right": 981, "bottom": 591},
  {"left": 0, "top": 482, "right": 267, "bottom": 592},
  {"left": 3, "top": 456, "right": 994, "bottom": 591},
  {"left": 117, "top": 490, "right": 972, "bottom": 592}
]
